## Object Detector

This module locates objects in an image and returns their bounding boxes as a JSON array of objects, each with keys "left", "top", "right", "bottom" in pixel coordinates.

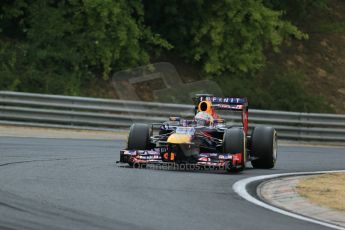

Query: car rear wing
[
  {"left": 193, "top": 94, "right": 249, "bottom": 134},
  {"left": 193, "top": 95, "right": 248, "bottom": 111}
]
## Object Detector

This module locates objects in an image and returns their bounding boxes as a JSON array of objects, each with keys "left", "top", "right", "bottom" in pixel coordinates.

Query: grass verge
[
  {"left": 0, "top": 125, "right": 127, "bottom": 140},
  {"left": 296, "top": 173, "right": 345, "bottom": 212}
]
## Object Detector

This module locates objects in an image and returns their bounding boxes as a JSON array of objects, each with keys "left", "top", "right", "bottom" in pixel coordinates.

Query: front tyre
[
  {"left": 127, "top": 123, "right": 151, "bottom": 168},
  {"left": 127, "top": 123, "right": 150, "bottom": 150},
  {"left": 223, "top": 128, "right": 246, "bottom": 172},
  {"left": 251, "top": 126, "right": 277, "bottom": 169}
]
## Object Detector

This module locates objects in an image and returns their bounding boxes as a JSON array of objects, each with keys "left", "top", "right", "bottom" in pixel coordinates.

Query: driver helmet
[{"left": 194, "top": 111, "right": 214, "bottom": 126}]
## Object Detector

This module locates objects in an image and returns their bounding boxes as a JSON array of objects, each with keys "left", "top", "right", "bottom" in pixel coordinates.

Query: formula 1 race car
[{"left": 119, "top": 94, "right": 277, "bottom": 172}]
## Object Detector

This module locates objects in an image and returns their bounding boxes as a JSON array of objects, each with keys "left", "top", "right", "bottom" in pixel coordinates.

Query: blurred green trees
[
  {"left": 0, "top": 0, "right": 332, "bottom": 112},
  {"left": 144, "top": 0, "right": 306, "bottom": 75},
  {"left": 0, "top": 0, "right": 171, "bottom": 94}
]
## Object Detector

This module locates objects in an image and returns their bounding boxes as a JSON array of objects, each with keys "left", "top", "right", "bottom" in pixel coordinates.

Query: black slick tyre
[
  {"left": 127, "top": 123, "right": 150, "bottom": 167},
  {"left": 223, "top": 128, "right": 246, "bottom": 172},
  {"left": 251, "top": 126, "right": 277, "bottom": 169},
  {"left": 127, "top": 123, "right": 150, "bottom": 150}
]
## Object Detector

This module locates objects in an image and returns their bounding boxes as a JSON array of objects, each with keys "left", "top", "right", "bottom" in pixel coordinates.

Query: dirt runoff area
[
  {"left": 0, "top": 125, "right": 128, "bottom": 140},
  {"left": 296, "top": 172, "right": 345, "bottom": 212}
]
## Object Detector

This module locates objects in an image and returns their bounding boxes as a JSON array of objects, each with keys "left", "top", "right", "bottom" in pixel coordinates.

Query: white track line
[{"left": 233, "top": 170, "right": 345, "bottom": 230}]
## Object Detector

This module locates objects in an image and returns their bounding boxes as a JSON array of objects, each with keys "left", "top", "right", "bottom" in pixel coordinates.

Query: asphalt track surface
[{"left": 0, "top": 137, "right": 344, "bottom": 230}]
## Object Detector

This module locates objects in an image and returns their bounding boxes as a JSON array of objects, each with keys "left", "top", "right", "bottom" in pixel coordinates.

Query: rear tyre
[
  {"left": 127, "top": 123, "right": 151, "bottom": 167},
  {"left": 223, "top": 128, "right": 246, "bottom": 172},
  {"left": 251, "top": 126, "right": 277, "bottom": 169}
]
